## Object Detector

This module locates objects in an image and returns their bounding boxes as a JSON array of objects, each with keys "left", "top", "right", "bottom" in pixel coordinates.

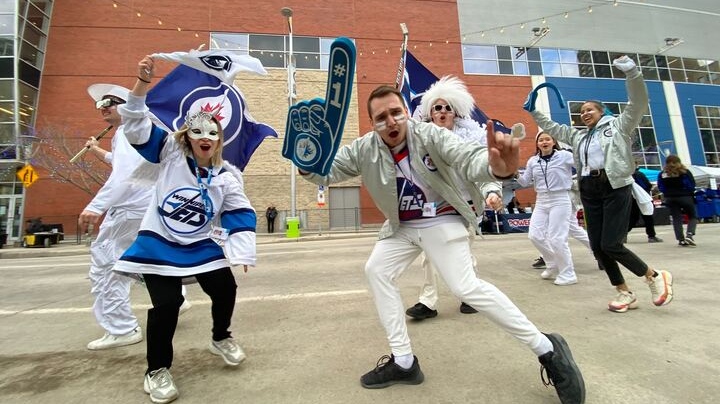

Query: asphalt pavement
[{"left": 1, "top": 224, "right": 719, "bottom": 404}]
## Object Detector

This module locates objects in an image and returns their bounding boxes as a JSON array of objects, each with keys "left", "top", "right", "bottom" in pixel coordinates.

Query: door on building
[
  {"left": 0, "top": 196, "right": 23, "bottom": 245},
  {"left": 328, "top": 186, "right": 360, "bottom": 229}
]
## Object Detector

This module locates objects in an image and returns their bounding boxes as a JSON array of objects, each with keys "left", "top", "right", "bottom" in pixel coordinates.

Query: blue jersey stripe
[
  {"left": 133, "top": 124, "right": 167, "bottom": 163},
  {"left": 120, "top": 230, "right": 225, "bottom": 267},
  {"left": 222, "top": 208, "right": 256, "bottom": 235}
]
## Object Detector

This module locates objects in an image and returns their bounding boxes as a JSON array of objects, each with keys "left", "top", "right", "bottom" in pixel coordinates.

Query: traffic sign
[{"left": 16, "top": 164, "right": 39, "bottom": 187}]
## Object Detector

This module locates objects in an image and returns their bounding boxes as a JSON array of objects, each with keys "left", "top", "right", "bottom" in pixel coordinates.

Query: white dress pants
[
  {"left": 365, "top": 221, "right": 548, "bottom": 357},
  {"left": 528, "top": 192, "right": 577, "bottom": 283},
  {"left": 89, "top": 209, "right": 141, "bottom": 335}
]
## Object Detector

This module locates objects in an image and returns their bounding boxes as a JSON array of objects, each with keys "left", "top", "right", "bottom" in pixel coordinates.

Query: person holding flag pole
[{"left": 114, "top": 55, "right": 258, "bottom": 404}]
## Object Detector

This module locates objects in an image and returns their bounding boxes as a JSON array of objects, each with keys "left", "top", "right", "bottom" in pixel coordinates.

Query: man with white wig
[{"left": 405, "top": 76, "right": 505, "bottom": 319}]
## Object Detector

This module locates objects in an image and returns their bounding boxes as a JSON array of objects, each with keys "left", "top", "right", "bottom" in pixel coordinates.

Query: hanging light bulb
[
  {"left": 542, "top": 17, "right": 546, "bottom": 24},
  {"left": 613, "top": 0, "right": 618, "bottom": 6},
  {"left": 157, "top": 20, "right": 163, "bottom": 25},
  {"left": 564, "top": 12, "right": 569, "bottom": 18},
  {"left": 520, "top": 23, "right": 525, "bottom": 29},
  {"left": 500, "top": 27, "right": 505, "bottom": 33},
  {"left": 177, "top": 27, "right": 182, "bottom": 31},
  {"left": 588, "top": 6, "right": 593, "bottom": 13},
  {"left": 112, "top": 3, "right": 118, "bottom": 8},
  {"left": 136, "top": 12, "right": 141, "bottom": 17},
  {"left": 480, "top": 32, "right": 485, "bottom": 38}
]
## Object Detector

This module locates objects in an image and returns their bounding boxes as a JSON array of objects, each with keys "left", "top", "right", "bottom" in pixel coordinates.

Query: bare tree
[{"left": 30, "top": 124, "right": 111, "bottom": 196}]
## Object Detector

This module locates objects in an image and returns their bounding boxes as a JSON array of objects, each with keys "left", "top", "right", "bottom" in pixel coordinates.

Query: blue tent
[{"left": 639, "top": 168, "right": 661, "bottom": 182}]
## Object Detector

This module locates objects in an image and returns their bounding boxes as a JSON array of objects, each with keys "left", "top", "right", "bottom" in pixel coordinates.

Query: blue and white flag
[
  {"left": 399, "top": 50, "right": 510, "bottom": 134},
  {"left": 151, "top": 49, "right": 267, "bottom": 84},
  {"left": 146, "top": 64, "right": 277, "bottom": 171}
]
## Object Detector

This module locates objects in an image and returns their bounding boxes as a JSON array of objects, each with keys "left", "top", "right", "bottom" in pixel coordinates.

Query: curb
[{"left": 0, "top": 230, "right": 379, "bottom": 259}]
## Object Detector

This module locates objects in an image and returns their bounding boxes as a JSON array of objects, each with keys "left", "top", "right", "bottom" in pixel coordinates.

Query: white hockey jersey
[{"left": 114, "top": 94, "right": 256, "bottom": 277}]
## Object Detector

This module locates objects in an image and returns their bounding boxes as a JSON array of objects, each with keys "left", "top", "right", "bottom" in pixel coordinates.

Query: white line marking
[{"left": 0, "top": 289, "right": 368, "bottom": 315}]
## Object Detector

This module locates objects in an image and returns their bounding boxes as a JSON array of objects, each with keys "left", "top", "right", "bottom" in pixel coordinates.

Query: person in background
[
  {"left": 506, "top": 194, "right": 522, "bottom": 214},
  {"left": 300, "top": 85, "right": 585, "bottom": 404},
  {"left": 404, "top": 76, "right": 503, "bottom": 319},
  {"left": 515, "top": 131, "right": 578, "bottom": 285},
  {"left": 265, "top": 204, "right": 278, "bottom": 233},
  {"left": 627, "top": 165, "right": 663, "bottom": 243},
  {"left": 114, "top": 56, "right": 257, "bottom": 404},
  {"left": 657, "top": 155, "right": 697, "bottom": 247},
  {"left": 79, "top": 84, "right": 148, "bottom": 351},
  {"left": 526, "top": 55, "right": 673, "bottom": 313}
]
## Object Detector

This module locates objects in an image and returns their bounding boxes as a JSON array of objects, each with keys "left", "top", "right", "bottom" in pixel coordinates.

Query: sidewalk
[{"left": 0, "top": 228, "right": 379, "bottom": 259}]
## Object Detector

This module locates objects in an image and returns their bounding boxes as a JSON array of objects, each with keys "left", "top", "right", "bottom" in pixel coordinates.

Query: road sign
[
  {"left": 317, "top": 187, "right": 326, "bottom": 207},
  {"left": 16, "top": 164, "right": 39, "bottom": 188}
]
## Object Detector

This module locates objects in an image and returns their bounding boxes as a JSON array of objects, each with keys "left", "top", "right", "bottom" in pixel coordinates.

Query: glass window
[
  {"left": 0, "top": 36, "right": 12, "bottom": 57},
  {"left": 0, "top": 14, "right": 13, "bottom": 35},
  {"left": 528, "top": 61, "right": 542, "bottom": 75},
  {"left": 641, "top": 67, "right": 659, "bottom": 81},
  {"left": 592, "top": 51, "right": 609, "bottom": 64},
  {"left": 26, "top": 3, "right": 51, "bottom": 32},
  {"left": 498, "top": 60, "right": 513, "bottom": 75},
  {"left": 542, "top": 62, "right": 561, "bottom": 76},
  {"left": 21, "top": 22, "right": 44, "bottom": 49},
  {"left": 287, "top": 36, "right": 319, "bottom": 53},
  {"left": 0, "top": 101, "right": 14, "bottom": 122},
  {"left": 464, "top": 59, "right": 497, "bottom": 74},
  {"left": 0, "top": 58, "right": 13, "bottom": 79},
  {"left": 578, "top": 64, "right": 594, "bottom": 78},
  {"left": 211, "top": 33, "right": 248, "bottom": 51},
  {"left": 686, "top": 70, "right": 710, "bottom": 84},
  {"left": 561, "top": 63, "right": 579, "bottom": 77},
  {"left": 577, "top": 50, "right": 592, "bottom": 63},
  {"left": 0, "top": 79, "right": 12, "bottom": 101},
  {"left": 682, "top": 58, "right": 702, "bottom": 71},
  {"left": 639, "top": 54, "right": 656, "bottom": 67},
  {"left": 707, "top": 61, "right": 719, "bottom": 73},
  {"left": 658, "top": 68, "right": 671, "bottom": 81},
  {"left": 526, "top": 48, "right": 540, "bottom": 61},
  {"left": 250, "top": 34, "right": 284, "bottom": 53},
  {"left": 462, "top": 45, "right": 495, "bottom": 59},
  {"left": 655, "top": 55, "right": 668, "bottom": 68},
  {"left": 513, "top": 61, "right": 528, "bottom": 75},
  {"left": 540, "top": 48, "right": 559, "bottom": 62},
  {"left": 497, "top": 46, "right": 511, "bottom": 60},
  {"left": 669, "top": 69, "right": 686, "bottom": 82},
  {"left": 249, "top": 50, "right": 283, "bottom": 68},
  {"left": 19, "top": 42, "right": 42, "bottom": 68},
  {"left": 18, "top": 82, "right": 36, "bottom": 106},
  {"left": 295, "top": 52, "right": 319, "bottom": 69},
  {"left": 0, "top": 122, "right": 12, "bottom": 143},
  {"left": 19, "top": 60, "right": 40, "bottom": 87},
  {"left": 512, "top": 47, "right": 527, "bottom": 61},
  {"left": 559, "top": 50, "right": 578, "bottom": 63},
  {"left": 595, "top": 64, "right": 612, "bottom": 78}
]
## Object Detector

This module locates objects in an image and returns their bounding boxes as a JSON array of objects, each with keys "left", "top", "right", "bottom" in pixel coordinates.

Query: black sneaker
[
  {"left": 532, "top": 257, "right": 546, "bottom": 269},
  {"left": 679, "top": 239, "right": 695, "bottom": 247},
  {"left": 360, "top": 354, "right": 424, "bottom": 389},
  {"left": 405, "top": 303, "right": 438, "bottom": 320},
  {"left": 686, "top": 234, "right": 696, "bottom": 246},
  {"left": 459, "top": 302, "right": 478, "bottom": 314},
  {"left": 538, "top": 333, "right": 586, "bottom": 404},
  {"left": 648, "top": 236, "right": 663, "bottom": 243}
]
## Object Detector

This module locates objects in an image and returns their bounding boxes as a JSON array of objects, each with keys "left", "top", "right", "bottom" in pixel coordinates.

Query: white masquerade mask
[{"left": 186, "top": 111, "right": 220, "bottom": 141}]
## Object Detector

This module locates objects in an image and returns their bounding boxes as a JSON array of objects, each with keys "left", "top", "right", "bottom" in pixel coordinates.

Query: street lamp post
[{"left": 281, "top": 6, "right": 296, "bottom": 218}]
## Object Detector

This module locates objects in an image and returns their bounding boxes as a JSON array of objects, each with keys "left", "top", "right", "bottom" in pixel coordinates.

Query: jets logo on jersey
[
  {"left": 422, "top": 154, "right": 437, "bottom": 171},
  {"left": 160, "top": 187, "right": 213, "bottom": 234},
  {"left": 168, "top": 83, "right": 244, "bottom": 149}
]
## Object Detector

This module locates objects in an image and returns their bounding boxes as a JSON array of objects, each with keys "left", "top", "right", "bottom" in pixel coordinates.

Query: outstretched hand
[{"left": 485, "top": 119, "right": 520, "bottom": 178}]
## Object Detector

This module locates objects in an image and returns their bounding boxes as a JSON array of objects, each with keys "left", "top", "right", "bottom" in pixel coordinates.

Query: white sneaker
[
  {"left": 209, "top": 337, "right": 247, "bottom": 366},
  {"left": 554, "top": 277, "right": 578, "bottom": 286},
  {"left": 646, "top": 270, "right": 673, "bottom": 306},
  {"left": 540, "top": 268, "right": 558, "bottom": 280},
  {"left": 608, "top": 290, "right": 639, "bottom": 313},
  {"left": 179, "top": 299, "right": 192, "bottom": 315},
  {"left": 144, "top": 367, "right": 179, "bottom": 403},
  {"left": 87, "top": 326, "right": 143, "bottom": 350}
]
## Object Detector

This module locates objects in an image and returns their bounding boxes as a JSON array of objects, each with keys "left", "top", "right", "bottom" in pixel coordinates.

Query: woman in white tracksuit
[{"left": 516, "top": 132, "right": 578, "bottom": 285}]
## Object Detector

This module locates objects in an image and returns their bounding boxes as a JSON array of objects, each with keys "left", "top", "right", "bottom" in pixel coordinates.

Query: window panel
[
  {"left": 658, "top": 68, "right": 671, "bottom": 81},
  {"left": 250, "top": 34, "right": 284, "bottom": 52},
  {"left": 707, "top": 61, "right": 719, "bottom": 73},
  {"left": 669, "top": 69, "right": 686, "bottom": 82},
  {"left": 708, "top": 107, "right": 720, "bottom": 118},
  {"left": 655, "top": 55, "right": 668, "bottom": 68},
  {"left": 211, "top": 33, "right": 248, "bottom": 51},
  {"left": 641, "top": 67, "right": 659, "bottom": 80},
  {"left": 287, "top": 36, "right": 319, "bottom": 53},
  {"left": 639, "top": 54, "right": 656, "bottom": 67},
  {"left": 540, "top": 48, "right": 559, "bottom": 62},
  {"left": 497, "top": 46, "right": 511, "bottom": 60},
  {"left": 542, "top": 62, "right": 561, "bottom": 76},
  {"left": 464, "top": 59, "right": 497, "bottom": 74},
  {"left": 578, "top": 64, "right": 594, "bottom": 77},
  {"left": 462, "top": 45, "right": 495, "bottom": 59},
  {"left": 512, "top": 48, "right": 527, "bottom": 61},
  {"left": 526, "top": 48, "right": 541, "bottom": 61},
  {"left": 592, "top": 51, "right": 609, "bottom": 64},
  {"left": 528, "top": 61, "right": 542, "bottom": 75},
  {"left": 249, "top": 50, "right": 283, "bottom": 68},
  {"left": 695, "top": 105, "right": 708, "bottom": 117},
  {"left": 682, "top": 58, "right": 702, "bottom": 70},
  {"left": 594, "top": 64, "right": 612, "bottom": 78},
  {"left": 577, "top": 50, "right": 592, "bottom": 63},
  {"left": 513, "top": 61, "right": 528, "bottom": 75},
  {"left": 21, "top": 22, "right": 43, "bottom": 49},
  {"left": 559, "top": 49, "right": 578, "bottom": 63},
  {"left": 686, "top": 70, "right": 710, "bottom": 84},
  {"left": 0, "top": 79, "right": 12, "bottom": 101},
  {"left": 26, "top": 3, "right": 51, "bottom": 32},
  {"left": 295, "top": 52, "right": 319, "bottom": 69},
  {"left": 561, "top": 63, "right": 579, "bottom": 77},
  {"left": 498, "top": 60, "right": 513, "bottom": 74}
]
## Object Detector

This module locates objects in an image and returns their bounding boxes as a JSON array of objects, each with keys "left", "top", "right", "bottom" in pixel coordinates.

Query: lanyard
[
  {"left": 195, "top": 164, "right": 214, "bottom": 221},
  {"left": 582, "top": 128, "right": 595, "bottom": 168}
]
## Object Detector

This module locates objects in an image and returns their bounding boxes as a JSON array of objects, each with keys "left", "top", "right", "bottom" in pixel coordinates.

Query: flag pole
[
  {"left": 394, "top": 23, "right": 409, "bottom": 88},
  {"left": 281, "top": 7, "right": 296, "bottom": 218}
]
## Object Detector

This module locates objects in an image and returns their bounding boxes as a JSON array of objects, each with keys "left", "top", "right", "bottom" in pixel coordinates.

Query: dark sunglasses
[
  {"left": 95, "top": 97, "right": 126, "bottom": 109},
  {"left": 432, "top": 104, "right": 453, "bottom": 113}
]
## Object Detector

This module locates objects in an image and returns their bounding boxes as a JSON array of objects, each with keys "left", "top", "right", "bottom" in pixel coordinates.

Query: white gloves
[{"left": 613, "top": 55, "right": 639, "bottom": 76}]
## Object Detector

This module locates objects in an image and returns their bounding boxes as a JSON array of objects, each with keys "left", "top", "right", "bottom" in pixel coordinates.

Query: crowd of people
[{"left": 74, "top": 52, "right": 702, "bottom": 404}]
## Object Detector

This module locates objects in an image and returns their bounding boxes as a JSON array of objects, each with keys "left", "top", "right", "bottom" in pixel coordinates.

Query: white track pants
[
  {"left": 365, "top": 222, "right": 548, "bottom": 357},
  {"left": 89, "top": 210, "right": 141, "bottom": 335},
  {"left": 528, "top": 192, "right": 577, "bottom": 283}
]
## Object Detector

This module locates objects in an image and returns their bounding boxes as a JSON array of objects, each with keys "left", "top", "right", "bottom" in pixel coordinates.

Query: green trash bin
[{"left": 286, "top": 217, "right": 300, "bottom": 238}]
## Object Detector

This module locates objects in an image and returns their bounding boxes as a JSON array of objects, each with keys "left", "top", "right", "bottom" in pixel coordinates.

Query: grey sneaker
[
  {"left": 648, "top": 236, "right": 663, "bottom": 243},
  {"left": 539, "top": 333, "right": 586, "bottom": 404},
  {"left": 143, "top": 367, "right": 179, "bottom": 404},
  {"left": 209, "top": 337, "right": 247, "bottom": 366}
]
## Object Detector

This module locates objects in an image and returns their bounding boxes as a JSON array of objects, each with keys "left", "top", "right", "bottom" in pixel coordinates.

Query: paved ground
[{"left": 1, "top": 224, "right": 718, "bottom": 404}]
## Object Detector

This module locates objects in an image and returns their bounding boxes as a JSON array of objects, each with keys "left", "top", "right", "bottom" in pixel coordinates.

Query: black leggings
[
  {"left": 143, "top": 267, "right": 237, "bottom": 373},
  {"left": 580, "top": 176, "right": 649, "bottom": 286}
]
